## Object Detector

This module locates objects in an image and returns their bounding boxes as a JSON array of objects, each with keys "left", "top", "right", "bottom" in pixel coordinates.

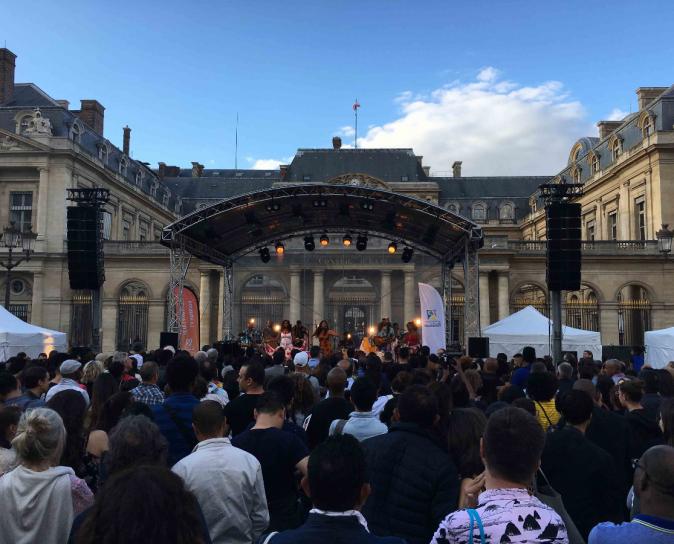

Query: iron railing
[{"left": 483, "top": 238, "right": 660, "bottom": 255}]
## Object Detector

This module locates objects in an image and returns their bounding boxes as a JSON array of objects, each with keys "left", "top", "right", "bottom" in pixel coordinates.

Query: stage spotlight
[
  {"left": 249, "top": 318, "right": 256, "bottom": 325},
  {"left": 275, "top": 241, "right": 285, "bottom": 255},
  {"left": 414, "top": 317, "right": 422, "bottom": 327},
  {"left": 368, "top": 326, "right": 376, "bottom": 335},
  {"left": 320, "top": 234, "right": 329, "bottom": 246},
  {"left": 361, "top": 201, "right": 374, "bottom": 211},
  {"left": 388, "top": 242, "right": 397, "bottom": 254},
  {"left": 313, "top": 199, "right": 327, "bottom": 208},
  {"left": 265, "top": 201, "right": 280, "bottom": 212},
  {"left": 343, "top": 234, "right": 352, "bottom": 247},
  {"left": 273, "top": 323, "right": 281, "bottom": 333},
  {"left": 259, "top": 247, "right": 271, "bottom": 263},
  {"left": 356, "top": 235, "right": 368, "bottom": 251},
  {"left": 304, "top": 236, "right": 315, "bottom": 251},
  {"left": 402, "top": 247, "right": 414, "bottom": 263}
]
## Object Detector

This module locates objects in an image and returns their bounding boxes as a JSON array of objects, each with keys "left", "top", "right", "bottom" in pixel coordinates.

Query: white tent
[
  {"left": 483, "top": 305, "right": 602, "bottom": 359},
  {"left": 0, "top": 305, "right": 67, "bottom": 362},
  {"left": 645, "top": 326, "right": 674, "bottom": 369}
]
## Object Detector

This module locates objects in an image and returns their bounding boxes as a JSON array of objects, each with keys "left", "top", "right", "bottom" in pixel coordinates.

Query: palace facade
[{"left": 0, "top": 47, "right": 672, "bottom": 353}]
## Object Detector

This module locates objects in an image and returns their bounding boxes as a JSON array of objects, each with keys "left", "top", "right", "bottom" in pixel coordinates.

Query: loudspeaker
[
  {"left": 468, "top": 337, "right": 489, "bottom": 358},
  {"left": 159, "top": 332, "right": 179, "bottom": 350},
  {"left": 601, "top": 345, "right": 631, "bottom": 363},
  {"left": 67, "top": 206, "right": 105, "bottom": 289},
  {"left": 546, "top": 202, "right": 581, "bottom": 291}
]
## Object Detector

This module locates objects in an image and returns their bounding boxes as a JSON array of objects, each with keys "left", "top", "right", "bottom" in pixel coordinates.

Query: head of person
[
  {"left": 398, "top": 347, "right": 410, "bottom": 362},
  {"left": 572, "top": 378, "right": 600, "bottom": 405},
  {"left": 395, "top": 385, "right": 439, "bottom": 430},
  {"left": 206, "top": 348, "right": 219, "bottom": 364},
  {"left": 254, "top": 392, "right": 286, "bottom": 429},
  {"left": 511, "top": 397, "right": 537, "bottom": 416},
  {"left": 59, "top": 359, "right": 82, "bottom": 381},
  {"left": 326, "top": 367, "right": 347, "bottom": 397},
  {"left": 582, "top": 350, "right": 593, "bottom": 360},
  {"left": 483, "top": 358, "right": 499, "bottom": 374},
  {"left": 166, "top": 355, "right": 198, "bottom": 394},
  {"left": 556, "top": 390, "right": 593, "bottom": 427},
  {"left": 192, "top": 400, "right": 227, "bottom": 441},
  {"left": 556, "top": 362, "right": 574, "bottom": 381},
  {"left": 302, "top": 434, "right": 370, "bottom": 512},
  {"left": 281, "top": 319, "right": 291, "bottom": 332},
  {"left": 81, "top": 360, "right": 103, "bottom": 385},
  {"left": 140, "top": 361, "right": 159, "bottom": 385},
  {"left": 266, "top": 375, "right": 294, "bottom": 409},
  {"left": 659, "top": 397, "right": 674, "bottom": 447},
  {"left": 512, "top": 353, "right": 524, "bottom": 367},
  {"left": 482, "top": 407, "right": 545, "bottom": 486},
  {"left": 0, "top": 405, "right": 21, "bottom": 447},
  {"left": 618, "top": 378, "right": 644, "bottom": 408},
  {"left": 309, "top": 346, "right": 320, "bottom": 359},
  {"left": 522, "top": 346, "right": 536, "bottom": 365},
  {"left": 603, "top": 359, "right": 622, "bottom": 377},
  {"left": 446, "top": 408, "right": 487, "bottom": 478},
  {"left": 0, "top": 372, "right": 19, "bottom": 402},
  {"left": 526, "top": 371, "right": 558, "bottom": 402},
  {"left": 293, "top": 352, "right": 310, "bottom": 374},
  {"left": 350, "top": 377, "right": 378, "bottom": 412},
  {"left": 237, "top": 362, "right": 265, "bottom": 393},
  {"left": 104, "top": 415, "right": 167, "bottom": 476},
  {"left": 12, "top": 408, "right": 65, "bottom": 468},
  {"left": 639, "top": 369, "right": 660, "bottom": 394},
  {"left": 272, "top": 348, "right": 285, "bottom": 366},
  {"left": 21, "top": 365, "right": 50, "bottom": 394},
  {"left": 96, "top": 392, "right": 135, "bottom": 433},
  {"left": 193, "top": 351, "right": 208, "bottom": 365},
  {"left": 632, "top": 445, "right": 674, "bottom": 515}
]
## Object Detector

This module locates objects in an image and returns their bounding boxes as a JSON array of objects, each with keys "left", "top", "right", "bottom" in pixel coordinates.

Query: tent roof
[
  {"left": 484, "top": 306, "right": 599, "bottom": 339},
  {"left": 0, "top": 305, "right": 65, "bottom": 337},
  {"left": 645, "top": 326, "right": 674, "bottom": 337}
]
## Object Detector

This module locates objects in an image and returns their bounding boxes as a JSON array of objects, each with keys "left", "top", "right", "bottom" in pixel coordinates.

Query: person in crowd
[
  {"left": 304, "top": 367, "right": 352, "bottom": 449},
  {"left": 261, "top": 434, "right": 405, "bottom": 543},
  {"left": 307, "top": 345, "right": 321, "bottom": 369},
  {"left": 86, "top": 372, "right": 118, "bottom": 432},
  {"left": 479, "top": 357, "right": 502, "bottom": 405},
  {"left": 630, "top": 346, "right": 645, "bottom": 374},
  {"left": 526, "top": 371, "right": 561, "bottom": 431},
  {"left": 595, "top": 374, "right": 619, "bottom": 410},
  {"left": 6, "top": 365, "right": 49, "bottom": 411},
  {"left": 362, "top": 385, "right": 459, "bottom": 544},
  {"left": 293, "top": 351, "right": 321, "bottom": 398},
  {"left": 541, "top": 390, "right": 623, "bottom": 539},
  {"left": 511, "top": 346, "right": 536, "bottom": 387},
  {"left": 511, "top": 397, "right": 537, "bottom": 416},
  {"left": 603, "top": 359, "right": 626, "bottom": 384},
  {"left": 225, "top": 361, "right": 266, "bottom": 436},
  {"left": 198, "top": 358, "right": 229, "bottom": 403},
  {"left": 0, "top": 405, "right": 21, "bottom": 473},
  {"left": 46, "top": 390, "right": 88, "bottom": 474},
  {"left": 289, "top": 373, "right": 317, "bottom": 427},
  {"left": 73, "top": 465, "right": 210, "bottom": 543},
  {"left": 589, "top": 445, "right": 674, "bottom": 544},
  {"left": 266, "top": 375, "right": 308, "bottom": 445},
  {"left": 446, "top": 407, "right": 487, "bottom": 509},
  {"left": 0, "top": 371, "right": 22, "bottom": 406},
  {"left": 639, "top": 368, "right": 663, "bottom": 421},
  {"left": 265, "top": 348, "right": 287, "bottom": 382},
  {"left": 130, "top": 361, "right": 165, "bottom": 407},
  {"left": 45, "top": 360, "right": 90, "bottom": 406},
  {"left": 556, "top": 362, "right": 576, "bottom": 396},
  {"left": 151, "top": 355, "right": 200, "bottom": 466},
  {"left": 617, "top": 378, "right": 664, "bottom": 461},
  {"left": 329, "top": 377, "right": 388, "bottom": 441},
  {"left": 433, "top": 406, "right": 567, "bottom": 543},
  {"left": 0, "top": 408, "right": 93, "bottom": 543},
  {"left": 172, "top": 400, "right": 268, "bottom": 544},
  {"left": 660, "top": 397, "right": 674, "bottom": 446},
  {"left": 232, "top": 393, "right": 309, "bottom": 531},
  {"left": 80, "top": 360, "right": 103, "bottom": 397}
]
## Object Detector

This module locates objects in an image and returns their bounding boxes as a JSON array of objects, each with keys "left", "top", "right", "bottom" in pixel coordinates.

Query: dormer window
[
  {"left": 97, "top": 143, "right": 109, "bottom": 164},
  {"left": 150, "top": 182, "right": 158, "bottom": 197},
  {"left": 135, "top": 170, "right": 143, "bottom": 186},
  {"left": 119, "top": 156, "right": 128, "bottom": 176},
  {"left": 162, "top": 191, "right": 170, "bottom": 207},
  {"left": 471, "top": 202, "right": 487, "bottom": 222},
  {"left": 499, "top": 202, "right": 515, "bottom": 221},
  {"left": 590, "top": 153, "right": 600, "bottom": 174},
  {"left": 642, "top": 117, "right": 654, "bottom": 138},
  {"left": 19, "top": 115, "right": 31, "bottom": 134},
  {"left": 611, "top": 137, "right": 623, "bottom": 161},
  {"left": 572, "top": 167, "right": 581, "bottom": 184},
  {"left": 70, "top": 122, "right": 82, "bottom": 143}
]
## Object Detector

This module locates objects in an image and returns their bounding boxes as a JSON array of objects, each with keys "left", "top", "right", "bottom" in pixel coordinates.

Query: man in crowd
[
  {"left": 329, "top": 377, "right": 387, "bottom": 442},
  {"left": 232, "top": 393, "right": 309, "bottom": 532},
  {"left": 589, "top": 445, "right": 674, "bottom": 543},
  {"left": 304, "top": 367, "right": 352, "bottom": 449},
  {"left": 265, "top": 348, "right": 286, "bottom": 382},
  {"left": 307, "top": 346, "right": 321, "bottom": 370},
  {"left": 44, "top": 359, "right": 90, "bottom": 406},
  {"left": 0, "top": 372, "right": 21, "bottom": 406},
  {"left": 603, "top": 359, "right": 626, "bottom": 384},
  {"left": 511, "top": 346, "right": 536, "bottom": 387},
  {"left": 262, "top": 434, "right": 405, "bottom": 543},
  {"left": 617, "top": 378, "right": 663, "bottom": 461},
  {"left": 130, "top": 361, "right": 165, "bottom": 407},
  {"left": 225, "top": 361, "right": 265, "bottom": 436},
  {"left": 556, "top": 361, "right": 576, "bottom": 396},
  {"left": 5, "top": 366, "right": 49, "bottom": 410},
  {"left": 294, "top": 351, "right": 320, "bottom": 398},
  {"left": 172, "top": 400, "right": 269, "bottom": 544},
  {"left": 362, "top": 385, "right": 459, "bottom": 544},
  {"left": 433, "top": 407, "right": 568, "bottom": 543}
]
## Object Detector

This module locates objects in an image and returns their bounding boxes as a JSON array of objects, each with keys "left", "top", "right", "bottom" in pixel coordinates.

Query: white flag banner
[{"left": 418, "top": 282, "right": 446, "bottom": 354}]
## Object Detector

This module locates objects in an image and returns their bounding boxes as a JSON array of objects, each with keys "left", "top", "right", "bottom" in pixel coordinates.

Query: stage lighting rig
[
  {"left": 265, "top": 201, "right": 281, "bottom": 212},
  {"left": 343, "top": 234, "right": 352, "bottom": 247},
  {"left": 402, "top": 247, "right": 414, "bottom": 263},
  {"left": 304, "top": 236, "right": 315, "bottom": 251},
  {"left": 320, "top": 234, "right": 329, "bottom": 246},
  {"left": 356, "top": 235, "right": 368, "bottom": 251},
  {"left": 388, "top": 242, "right": 397, "bottom": 254},
  {"left": 259, "top": 247, "right": 271, "bottom": 263}
]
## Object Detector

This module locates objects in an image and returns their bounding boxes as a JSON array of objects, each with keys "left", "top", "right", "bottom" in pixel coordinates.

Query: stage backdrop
[
  {"left": 173, "top": 286, "right": 199, "bottom": 355},
  {"left": 418, "top": 282, "right": 446, "bottom": 354}
]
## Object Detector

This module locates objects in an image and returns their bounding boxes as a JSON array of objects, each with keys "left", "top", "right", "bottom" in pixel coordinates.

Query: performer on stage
[
  {"left": 402, "top": 320, "right": 422, "bottom": 354},
  {"left": 376, "top": 317, "right": 396, "bottom": 353},
  {"left": 262, "top": 319, "right": 278, "bottom": 353},
  {"left": 313, "top": 320, "right": 338, "bottom": 357},
  {"left": 239, "top": 318, "right": 262, "bottom": 349},
  {"left": 279, "top": 319, "right": 294, "bottom": 360},
  {"left": 359, "top": 326, "right": 378, "bottom": 354}
]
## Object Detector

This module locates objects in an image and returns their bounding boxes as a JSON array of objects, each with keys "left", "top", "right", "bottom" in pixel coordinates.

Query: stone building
[{"left": 0, "top": 47, "right": 672, "bottom": 353}]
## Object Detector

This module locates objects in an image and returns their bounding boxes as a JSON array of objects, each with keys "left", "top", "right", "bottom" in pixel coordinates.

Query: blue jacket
[
  {"left": 261, "top": 513, "right": 405, "bottom": 544},
  {"left": 151, "top": 393, "right": 199, "bottom": 466}
]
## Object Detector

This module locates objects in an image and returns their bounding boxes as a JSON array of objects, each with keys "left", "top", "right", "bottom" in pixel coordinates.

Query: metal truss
[
  {"left": 441, "top": 260, "right": 453, "bottom": 347},
  {"left": 167, "top": 234, "right": 192, "bottom": 336},
  {"left": 462, "top": 228, "right": 482, "bottom": 343},
  {"left": 221, "top": 261, "right": 234, "bottom": 340}
]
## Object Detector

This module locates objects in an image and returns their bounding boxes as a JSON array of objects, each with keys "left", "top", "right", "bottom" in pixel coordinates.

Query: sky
[{"left": 2, "top": 0, "right": 674, "bottom": 176}]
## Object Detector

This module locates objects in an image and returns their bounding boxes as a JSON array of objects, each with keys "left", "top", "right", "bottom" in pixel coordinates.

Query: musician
[
  {"left": 279, "top": 319, "right": 294, "bottom": 359},
  {"left": 402, "top": 321, "right": 422, "bottom": 353},
  {"left": 239, "top": 319, "right": 262, "bottom": 348},
  {"left": 313, "top": 320, "right": 338, "bottom": 357},
  {"left": 292, "top": 320, "right": 308, "bottom": 344},
  {"left": 262, "top": 320, "right": 278, "bottom": 348},
  {"left": 377, "top": 317, "right": 396, "bottom": 353},
  {"left": 359, "top": 326, "right": 377, "bottom": 354}
]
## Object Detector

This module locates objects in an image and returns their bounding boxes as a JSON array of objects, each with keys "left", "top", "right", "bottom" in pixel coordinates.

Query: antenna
[{"left": 235, "top": 113, "right": 239, "bottom": 170}]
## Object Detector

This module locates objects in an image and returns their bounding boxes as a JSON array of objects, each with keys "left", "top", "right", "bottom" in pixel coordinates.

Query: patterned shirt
[
  {"left": 130, "top": 383, "right": 165, "bottom": 406},
  {"left": 432, "top": 488, "right": 568, "bottom": 544}
]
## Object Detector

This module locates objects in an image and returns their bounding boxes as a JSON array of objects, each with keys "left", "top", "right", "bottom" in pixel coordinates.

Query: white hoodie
[{"left": 0, "top": 465, "right": 75, "bottom": 544}]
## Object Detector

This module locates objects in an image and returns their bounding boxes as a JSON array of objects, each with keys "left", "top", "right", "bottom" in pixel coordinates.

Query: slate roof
[
  {"left": 434, "top": 176, "right": 548, "bottom": 199},
  {"left": 0, "top": 83, "right": 61, "bottom": 108}
]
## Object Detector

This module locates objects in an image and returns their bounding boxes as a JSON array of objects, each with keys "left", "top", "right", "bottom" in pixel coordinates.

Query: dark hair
[
  {"left": 398, "top": 347, "right": 410, "bottom": 360},
  {"left": 391, "top": 371, "right": 412, "bottom": 394},
  {"left": 266, "top": 375, "right": 294, "bottom": 407},
  {"left": 397, "top": 385, "right": 438, "bottom": 429},
  {"left": 526, "top": 372, "right": 558, "bottom": 401},
  {"left": 595, "top": 375, "right": 616, "bottom": 409},
  {"left": 350, "top": 378, "right": 378, "bottom": 411},
  {"left": 446, "top": 408, "right": 486, "bottom": 478},
  {"left": 309, "top": 346, "right": 320, "bottom": 358},
  {"left": 272, "top": 348, "right": 285, "bottom": 366},
  {"left": 46, "top": 390, "right": 87, "bottom": 471},
  {"left": 97, "top": 392, "right": 134, "bottom": 433},
  {"left": 308, "top": 434, "right": 366, "bottom": 511},
  {"left": 639, "top": 369, "right": 660, "bottom": 394},
  {"left": 21, "top": 365, "right": 49, "bottom": 389},
  {"left": 89, "top": 373, "right": 119, "bottom": 432},
  {"left": 498, "top": 384, "right": 525, "bottom": 404},
  {"left": 104, "top": 415, "right": 167, "bottom": 476},
  {"left": 75, "top": 465, "right": 204, "bottom": 544},
  {"left": 193, "top": 400, "right": 224, "bottom": 436},
  {"left": 511, "top": 397, "right": 537, "bottom": 416},
  {"left": 242, "top": 362, "right": 265, "bottom": 387},
  {"left": 166, "top": 356, "right": 198, "bottom": 392},
  {"left": 483, "top": 407, "right": 545, "bottom": 484},
  {"left": 6, "top": 357, "right": 26, "bottom": 376},
  {"left": 0, "top": 405, "right": 21, "bottom": 443},
  {"left": 659, "top": 398, "right": 674, "bottom": 447},
  {"left": 619, "top": 379, "right": 644, "bottom": 403},
  {"left": 108, "top": 360, "right": 125, "bottom": 381},
  {"left": 556, "top": 390, "right": 593, "bottom": 425},
  {"left": 0, "top": 372, "right": 18, "bottom": 397},
  {"left": 255, "top": 392, "right": 285, "bottom": 415},
  {"left": 522, "top": 346, "right": 536, "bottom": 364}
]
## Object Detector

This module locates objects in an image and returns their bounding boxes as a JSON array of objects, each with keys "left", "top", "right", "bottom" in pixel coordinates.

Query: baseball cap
[{"left": 294, "top": 351, "right": 309, "bottom": 367}]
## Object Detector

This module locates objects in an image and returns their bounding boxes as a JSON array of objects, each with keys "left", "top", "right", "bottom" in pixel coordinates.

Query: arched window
[
  {"left": 116, "top": 281, "right": 149, "bottom": 350},
  {"left": 135, "top": 170, "right": 143, "bottom": 186},
  {"left": 499, "top": 202, "right": 514, "bottom": 222},
  {"left": 589, "top": 153, "right": 600, "bottom": 174},
  {"left": 617, "top": 284, "right": 651, "bottom": 346},
  {"left": 471, "top": 202, "right": 487, "bottom": 222},
  {"left": 512, "top": 283, "right": 548, "bottom": 315},
  {"left": 19, "top": 114, "right": 32, "bottom": 134},
  {"left": 564, "top": 286, "right": 599, "bottom": 331},
  {"left": 119, "top": 156, "right": 128, "bottom": 176},
  {"left": 97, "top": 143, "right": 109, "bottom": 164},
  {"left": 446, "top": 202, "right": 460, "bottom": 215},
  {"left": 70, "top": 121, "right": 82, "bottom": 143},
  {"left": 611, "top": 138, "right": 622, "bottom": 161},
  {"left": 240, "top": 275, "right": 287, "bottom": 331},
  {"left": 642, "top": 116, "right": 654, "bottom": 138},
  {"left": 572, "top": 167, "right": 581, "bottom": 184}
]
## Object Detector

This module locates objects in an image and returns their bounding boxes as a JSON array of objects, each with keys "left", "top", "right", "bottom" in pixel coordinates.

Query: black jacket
[
  {"left": 361, "top": 422, "right": 459, "bottom": 544},
  {"left": 624, "top": 408, "right": 663, "bottom": 461}
]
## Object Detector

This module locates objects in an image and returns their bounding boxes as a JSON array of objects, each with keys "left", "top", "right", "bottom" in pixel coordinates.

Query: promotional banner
[
  {"left": 173, "top": 287, "right": 199, "bottom": 355},
  {"left": 418, "top": 282, "right": 446, "bottom": 355}
]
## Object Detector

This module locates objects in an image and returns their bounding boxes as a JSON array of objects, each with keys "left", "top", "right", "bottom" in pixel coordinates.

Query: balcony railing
[
  {"left": 103, "top": 240, "right": 170, "bottom": 255},
  {"left": 484, "top": 237, "right": 660, "bottom": 255}
]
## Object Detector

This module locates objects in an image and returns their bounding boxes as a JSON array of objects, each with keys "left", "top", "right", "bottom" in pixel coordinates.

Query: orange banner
[{"left": 173, "top": 287, "right": 199, "bottom": 355}]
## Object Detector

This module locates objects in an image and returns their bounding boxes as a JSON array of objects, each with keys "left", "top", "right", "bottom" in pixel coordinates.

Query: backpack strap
[
  {"left": 334, "top": 419, "right": 348, "bottom": 435},
  {"left": 259, "top": 532, "right": 279, "bottom": 544},
  {"left": 467, "top": 509, "right": 486, "bottom": 544},
  {"left": 535, "top": 400, "right": 555, "bottom": 428}
]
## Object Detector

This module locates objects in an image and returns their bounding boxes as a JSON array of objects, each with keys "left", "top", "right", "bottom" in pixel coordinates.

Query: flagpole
[
  {"left": 354, "top": 100, "right": 358, "bottom": 149},
  {"left": 235, "top": 112, "right": 239, "bottom": 170}
]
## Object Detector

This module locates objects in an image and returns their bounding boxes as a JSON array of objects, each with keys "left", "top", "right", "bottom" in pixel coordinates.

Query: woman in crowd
[
  {"left": 86, "top": 372, "right": 119, "bottom": 432},
  {"left": 81, "top": 361, "right": 104, "bottom": 397},
  {"left": 0, "top": 405, "right": 21, "bottom": 474},
  {"left": 47, "top": 390, "right": 88, "bottom": 474},
  {"left": 446, "top": 407, "right": 487, "bottom": 508},
  {"left": 526, "top": 370, "right": 561, "bottom": 431},
  {"left": 289, "top": 373, "right": 317, "bottom": 426}
]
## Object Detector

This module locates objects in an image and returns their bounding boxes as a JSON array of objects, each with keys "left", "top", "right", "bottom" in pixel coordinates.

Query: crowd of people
[{"left": 0, "top": 341, "right": 673, "bottom": 543}]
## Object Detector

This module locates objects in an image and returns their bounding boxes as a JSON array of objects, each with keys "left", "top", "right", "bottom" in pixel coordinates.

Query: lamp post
[
  {"left": 656, "top": 224, "right": 673, "bottom": 255},
  {"left": 0, "top": 222, "right": 37, "bottom": 311}
]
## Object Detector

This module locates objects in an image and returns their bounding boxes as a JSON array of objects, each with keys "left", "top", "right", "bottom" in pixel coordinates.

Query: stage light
[
  {"left": 265, "top": 201, "right": 281, "bottom": 212},
  {"left": 313, "top": 199, "right": 327, "bottom": 208},
  {"left": 275, "top": 241, "right": 285, "bottom": 255},
  {"left": 304, "top": 236, "right": 315, "bottom": 251},
  {"left": 320, "top": 234, "right": 329, "bottom": 246},
  {"left": 249, "top": 318, "right": 256, "bottom": 325},
  {"left": 361, "top": 201, "right": 374, "bottom": 211},
  {"left": 347, "top": 333, "right": 352, "bottom": 340},
  {"left": 368, "top": 326, "right": 376, "bottom": 335},
  {"left": 388, "top": 242, "right": 397, "bottom": 254},
  {"left": 342, "top": 234, "right": 352, "bottom": 247},
  {"left": 414, "top": 318, "right": 422, "bottom": 327},
  {"left": 259, "top": 247, "right": 271, "bottom": 263},
  {"left": 356, "top": 235, "right": 368, "bottom": 251},
  {"left": 273, "top": 324, "right": 281, "bottom": 333},
  {"left": 402, "top": 247, "right": 414, "bottom": 263}
]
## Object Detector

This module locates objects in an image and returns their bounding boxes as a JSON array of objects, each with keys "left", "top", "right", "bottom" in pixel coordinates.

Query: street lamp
[
  {"left": 656, "top": 224, "right": 673, "bottom": 255},
  {"left": 0, "top": 222, "right": 38, "bottom": 311}
]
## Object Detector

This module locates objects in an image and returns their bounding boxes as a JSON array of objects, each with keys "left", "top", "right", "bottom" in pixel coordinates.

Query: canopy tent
[
  {"left": 483, "top": 306, "right": 602, "bottom": 360},
  {"left": 645, "top": 326, "right": 674, "bottom": 369},
  {"left": 0, "top": 305, "right": 67, "bottom": 362}
]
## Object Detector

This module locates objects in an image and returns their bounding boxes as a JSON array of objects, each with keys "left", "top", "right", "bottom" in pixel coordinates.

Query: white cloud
[
  {"left": 339, "top": 125, "right": 355, "bottom": 137},
  {"left": 606, "top": 108, "right": 629, "bottom": 121},
  {"left": 249, "top": 156, "right": 293, "bottom": 170},
  {"left": 355, "top": 68, "right": 593, "bottom": 175}
]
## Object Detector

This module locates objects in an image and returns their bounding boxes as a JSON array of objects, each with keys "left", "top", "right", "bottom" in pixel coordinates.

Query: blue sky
[{"left": 3, "top": 0, "right": 673, "bottom": 175}]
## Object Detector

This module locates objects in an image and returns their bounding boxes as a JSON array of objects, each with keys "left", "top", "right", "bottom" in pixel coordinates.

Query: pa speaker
[
  {"left": 160, "top": 332, "right": 179, "bottom": 350},
  {"left": 468, "top": 337, "right": 489, "bottom": 358},
  {"left": 546, "top": 202, "right": 581, "bottom": 291},
  {"left": 601, "top": 345, "right": 632, "bottom": 363},
  {"left": 67, "top": 206, "right": 104, "bottom": 289}
]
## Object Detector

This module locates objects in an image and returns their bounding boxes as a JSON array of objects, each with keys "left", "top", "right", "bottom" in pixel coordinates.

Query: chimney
[
  {"left": 597, "top": 121, "right": 622, "bottom": 140},
  {"left": 636, "top": 87, "right": 667, "bottom": 110},
  {"left": 158, "top": 162, "right": 167, "bottom": 179},
  {"left": 452, "top": 161, "right": 462, "bottom": 178},
  {"left": 422, "top": 166, "right": 431, "bottom": 176},
  {"left": 191, "top": 162, "right": 204, "bottom": 177},
  {"left": 0, "top": 48, "right": 17, "bottom": 105},
  {"left": 56, "top": 100, "right": 70, "bottom": 110},
  {"left": 75, "top": 100, "right": 105, "bottom": 134},
  {"left": 332, "top": 136, "right": 342, "bottom": 149},
  {"left": 123, "top": 125, "right": 131, "bottom": 156},
  {"left": 280, "top": 165, "right": 288, "bottom": 180}
]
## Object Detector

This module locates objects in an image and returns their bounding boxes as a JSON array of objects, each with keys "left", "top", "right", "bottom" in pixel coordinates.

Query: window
[
  {"left": 139, "top": 222, "right": 148, "bottom": 241},
  {"left": 162, "top": 192, "right": 170, "bottom": 207},
  {"left": 499, "top": 202, "right": 514, "bottom": 221},
  {"left": 590, "top": 154, "right": 600, "bottom": 174},
  {"left": 471, "top": 202, "right": 487, "bottom": 222},
  {"left": 70, "top": 122, "right": 82, "bottom": 143},
  {"left": 586, "top": 220, "right": 596, "bottom": 241},
  {"left": 302, "top": 175, "right": 311, "bottom": 182},
  {"left": 119, "top": 157, "right": 128, "bottom": 176},
  {"left": 19, "top": 115, "right": 32, "bottom": 134},
  {"left": 401, "top": 175, "right": 409, "bottom": 182},
  {"left": 122, "top": 220, "right": 131, "bottom": 241},
  {"left": 635, "top": 198, "right": 646, "bottom": 240},
  {"left": 447, "top": 202, "right": 459, "bottom": 215},
  {"left": 98, "top": 143, "right": 108, "bottom": 164},
  {"left": 135, "top": 170, "right": 143, "bottom": 186},
  {"left": 611, "top": 139, "right": 622, "bottom": 161},
  {"left": 102, "top": 211, "right": 112, "bottom": 240},
  {"left": 572, "top": 168, "right": 581, "bottom": 183},
  {"left": 9, "top": 192, "right": 33, "bottom": 232},
  {"left": 642, "top": 117, "right": 654, "bottom": 138},
  {"left": 608, "top": 211, "right": 618, "bottom": 240}
]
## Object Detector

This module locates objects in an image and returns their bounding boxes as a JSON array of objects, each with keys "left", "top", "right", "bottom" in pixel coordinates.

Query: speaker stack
[
  {"left": 67, "top": 206, "right": 105, "bottom": 289},
  {"left": 546, "top": 202, "right": 581, "bottom": 291}
]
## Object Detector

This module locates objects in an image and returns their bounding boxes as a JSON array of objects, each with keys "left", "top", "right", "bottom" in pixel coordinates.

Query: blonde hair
[
  {"left": 12, "top": 408, "right": 65, "bottom": 465},
  {"left": 82, "top": 360, "right": 104, "bottom": 384}
]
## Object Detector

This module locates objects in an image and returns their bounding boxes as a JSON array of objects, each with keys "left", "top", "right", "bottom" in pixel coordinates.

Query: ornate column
[
  {"left": 497, "top": 272, "right": 509, "bottom": 320},
  {"left": 31, "top": 271, "right": 43, "bottom": 326},
  {"left": 403, "top": 269, "right": 415, "bottom": 323},
  {"left": 380, "top": 271, "right": 392, "bottom": 321},
  {"left": 36, "top": 167, "right": 49, "bottom": 239},
  {"left": 312, "top": 270, "right": 324, "bottom": 328},
  {"left": 479, "top": 271, "right": 490, "bottom": 330},
  {"left": 199, "top": 270, "right": 211, "bottom": 346},
  {"left": 289, "top": 270, "right": 301, "bottom": 323}
]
